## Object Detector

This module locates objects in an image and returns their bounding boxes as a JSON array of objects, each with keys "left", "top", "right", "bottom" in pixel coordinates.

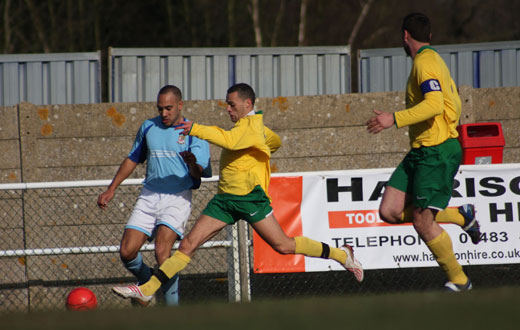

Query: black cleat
[
  {"left": 445, "top": 279, "right": 472, "bottom": 292},
  {"left": 459, "top": 204, "right": 482, "bottom": 244}
]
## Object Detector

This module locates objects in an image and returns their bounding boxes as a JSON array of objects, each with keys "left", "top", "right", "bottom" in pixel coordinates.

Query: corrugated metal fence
[
  {"left": 359, "top": 40, "right": 520, "bottom": 93},
  {"left": 0, "top": 41, "right": 519, "bottom": 106},
  {"left": 0, "top": 52, "right": 101, "bottom": 106},
  {"left": 108, "top": 46, "right": 351, "bottom": 102}
]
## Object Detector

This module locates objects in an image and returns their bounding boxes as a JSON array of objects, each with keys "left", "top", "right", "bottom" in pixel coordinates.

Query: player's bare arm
[
  {"left": 97, "top": 158, "right": 138, "bottom": 210},
  {"left": 97, "top": 190, "right": 115, "bottom": 210},
  {"left": 366, "top": 110, "right": 395, "bottom": 134}
]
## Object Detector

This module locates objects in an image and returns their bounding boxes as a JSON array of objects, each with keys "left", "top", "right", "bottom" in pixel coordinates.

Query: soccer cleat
[
  {"left": 459, "top": 204, "right": 482, "bottom": 244},
  {"left": 445, "top": 279, "right": 472, "bottom": 292},
  {"left": 340, "top": 245, "right": 364, "bottom": 282},
  {"left": 112, "top": 284, "right": 153, "bottom": 303}
]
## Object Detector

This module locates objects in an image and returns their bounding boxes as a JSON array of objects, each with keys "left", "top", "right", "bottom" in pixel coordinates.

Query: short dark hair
[
  {"left": 227, "top": 83, "right": 255, "bottom": 106},
  {"left": 402, "top": 13, "right": 431, "bottom": 42},
  {"left": 158, "top": 85, "right": 182, "bottom": 100}
]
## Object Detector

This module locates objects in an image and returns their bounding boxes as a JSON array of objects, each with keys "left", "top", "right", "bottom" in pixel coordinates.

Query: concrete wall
[{"left": 1, "top": 86, "right": 519, "bottom": 184}]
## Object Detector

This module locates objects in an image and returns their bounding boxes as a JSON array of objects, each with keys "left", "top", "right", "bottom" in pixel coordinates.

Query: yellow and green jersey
[
  {"left": 189, "top": 111, "right": 281, "bottom": 199},
  {"left": 394, "top": 46, "right": 462, "bottom": 148}
]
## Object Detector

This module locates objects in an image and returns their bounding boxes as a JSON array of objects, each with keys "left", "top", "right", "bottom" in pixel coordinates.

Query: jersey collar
[
  {"left": 417, "top": 45, "right": 437, "bottom": 54},
  {"left": 170, "top": 117, "right": 187, "bottom": 129}
]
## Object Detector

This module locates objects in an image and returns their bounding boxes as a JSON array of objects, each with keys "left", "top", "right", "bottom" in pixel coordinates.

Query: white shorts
[{"left": 125, "top": 187, "right": 192, "bottom": 239}]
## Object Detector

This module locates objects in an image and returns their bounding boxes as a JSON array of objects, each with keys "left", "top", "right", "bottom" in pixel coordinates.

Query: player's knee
[
  {"left": 379, "top": 207, "right": 400, "bottom": 224},
  {"left": 412, "top": 217, "right": 431, "bottom": 234},
  {"left": 272, "top": 245, "right": 291, "bottom": 255},
  {"left": 154, "top": 247, "right": 170, "bottom": 264},
  {"left": 270, "top": 240, "right": 295, "bottom": 255},
  {"left": 177, "top": 238, "right": 197, "bottom": 257},
  {"left": 119, "top": 246, "right": 138, "bottom": 263}
]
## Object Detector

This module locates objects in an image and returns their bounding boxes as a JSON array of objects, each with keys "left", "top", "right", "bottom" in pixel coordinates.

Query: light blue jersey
[{"left": 128, "top": 116, "right": 210, "bottom": 194}]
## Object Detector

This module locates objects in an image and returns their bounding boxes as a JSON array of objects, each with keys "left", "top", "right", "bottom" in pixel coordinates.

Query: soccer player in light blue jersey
[{"left": 98, "top": 85, "right": 210, "bottom": 306}]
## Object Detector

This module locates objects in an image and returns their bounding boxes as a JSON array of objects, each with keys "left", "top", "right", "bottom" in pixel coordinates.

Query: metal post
[
  {"left": 237, "top": 220, "right": 251, "bottom": 302},
  {"left": 226, "top": 224, "right": 241, "bottom": 302}
]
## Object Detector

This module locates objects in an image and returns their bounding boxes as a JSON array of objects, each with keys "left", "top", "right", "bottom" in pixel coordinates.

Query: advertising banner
[{"left": 253, "top": 164, "right": 520, "bottom": 273}]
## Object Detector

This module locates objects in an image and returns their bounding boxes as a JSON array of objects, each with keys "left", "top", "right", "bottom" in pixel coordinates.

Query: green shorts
[
  {"left": 387, "top": 138, "right": 462, "bottom": 210},
  {"left": 201, "top": 185, "right": 273, "bottom": 225}
]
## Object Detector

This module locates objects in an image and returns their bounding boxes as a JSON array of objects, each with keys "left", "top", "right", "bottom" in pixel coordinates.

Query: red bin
[{"left": 456, "top": 122, "right": 505, "bottom": 165}]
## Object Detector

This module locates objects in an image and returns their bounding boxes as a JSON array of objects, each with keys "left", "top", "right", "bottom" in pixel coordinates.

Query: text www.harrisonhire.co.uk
[{"left": 393, "top": 247, "right": 520, "bottom": 264}]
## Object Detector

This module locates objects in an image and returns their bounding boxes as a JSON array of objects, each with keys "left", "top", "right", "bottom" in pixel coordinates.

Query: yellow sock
[
  {"left": 294, "top": 236, "right": 322, "bottom": 256},
  {"left": 329, "top": 247, "right": 347, "bottom": 264},
  {"left": 400, "top": 206, "right": 464, "bottom": 227},
  {"left": 294, "top": 236, "right": 346, "bottom": 264},
  {"left": 435, "top": 207, "right": 465, "bottom": 226},
  {"left": 139, "top": 250, "right": 191, "bottom": 296},
  {"left": 139, "top": 275, "right": 162, "bottom": 296},
  {"left": 426, "top": 230, "right": 467, "bottom": 285}
]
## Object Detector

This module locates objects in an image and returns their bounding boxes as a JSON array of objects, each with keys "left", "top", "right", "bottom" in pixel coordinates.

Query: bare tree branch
[
  {"left": 363, "top": 26, "right": 391, "bottom": 46},
  {"left": 203, "top": 0, "right": 212, "bottom": 45},
  {"left": 227, "top": 0, "right": 236, "bottom": 47},
  {"left": 164, "top": 0, "right": 176, "bottom": 46},
  {"left": 183, "top": 0, "right": 198, "bottom": 46},
  {"left": 94, "top": 0, "right": 101, "bottom": 51},
  {"left": 78, "top": 0, "right": 85, "bottom": 50},
  {"left": 453, "top": 2, "right": 479, "bottom": 40},
  {"left": 249, "top": 0, "right": 262, "bottom": 47},
  {"left": 25, "top": 0, "right": 50, "bottom": 52},
  {"left": 271, "top": 0, "right": 286, "bottom": 46},
  {"left": 348, "top": 0, "right": 374, "bottom": 46},
  {"left": 3, "top": 0, "right": 12, "bottom": 53},
  {"left": 47, "top": 0, "right": 57, "bottom": 50},
  {"left": 298, "top": 0, "right": 309, "bottom": 46},
  {"left": 67, "top": 0, "right": 74, "bottom": 51}
]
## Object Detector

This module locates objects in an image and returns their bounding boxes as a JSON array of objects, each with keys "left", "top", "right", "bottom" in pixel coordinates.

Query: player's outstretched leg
[
  {"left": 294, "top": 236, "right": 363, "bottom": 282},
  {"left": 113, "top": 250, "right": 191, "bottom": 303},
  {"left": 426, "top": 230, "right": 472, "bottom": 292},
  {"left": 122, "top": 252, "right": 154, "bottom": 306}
]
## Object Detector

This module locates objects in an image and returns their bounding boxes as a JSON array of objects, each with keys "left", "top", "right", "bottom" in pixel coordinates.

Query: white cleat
[
  {"left": 340, "top": 245, "right": 364, "bottom": 282},
  {"left": 112, "top": 284, "right": 153, "bottom": 303}
]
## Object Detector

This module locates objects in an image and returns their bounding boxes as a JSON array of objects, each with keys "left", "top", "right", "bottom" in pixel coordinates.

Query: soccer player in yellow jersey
[
  {"left": 366, "top": 13, "right": 481, "bottom": 292},
  {"left": 112, "top": 83, "right": 363, "bottom": 303}
]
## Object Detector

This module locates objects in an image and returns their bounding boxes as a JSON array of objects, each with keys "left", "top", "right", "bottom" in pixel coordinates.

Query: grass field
[{"left": 2, "top": 286, "right": 518, "bottom": 330}]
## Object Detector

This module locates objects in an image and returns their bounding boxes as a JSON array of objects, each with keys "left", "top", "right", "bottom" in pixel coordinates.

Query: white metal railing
[
  {"left": 0, "top": 176, "right": 220, "bottom": 258},
  {"left": 0, "top": 176, "right": 251, "bottom": 302}
]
